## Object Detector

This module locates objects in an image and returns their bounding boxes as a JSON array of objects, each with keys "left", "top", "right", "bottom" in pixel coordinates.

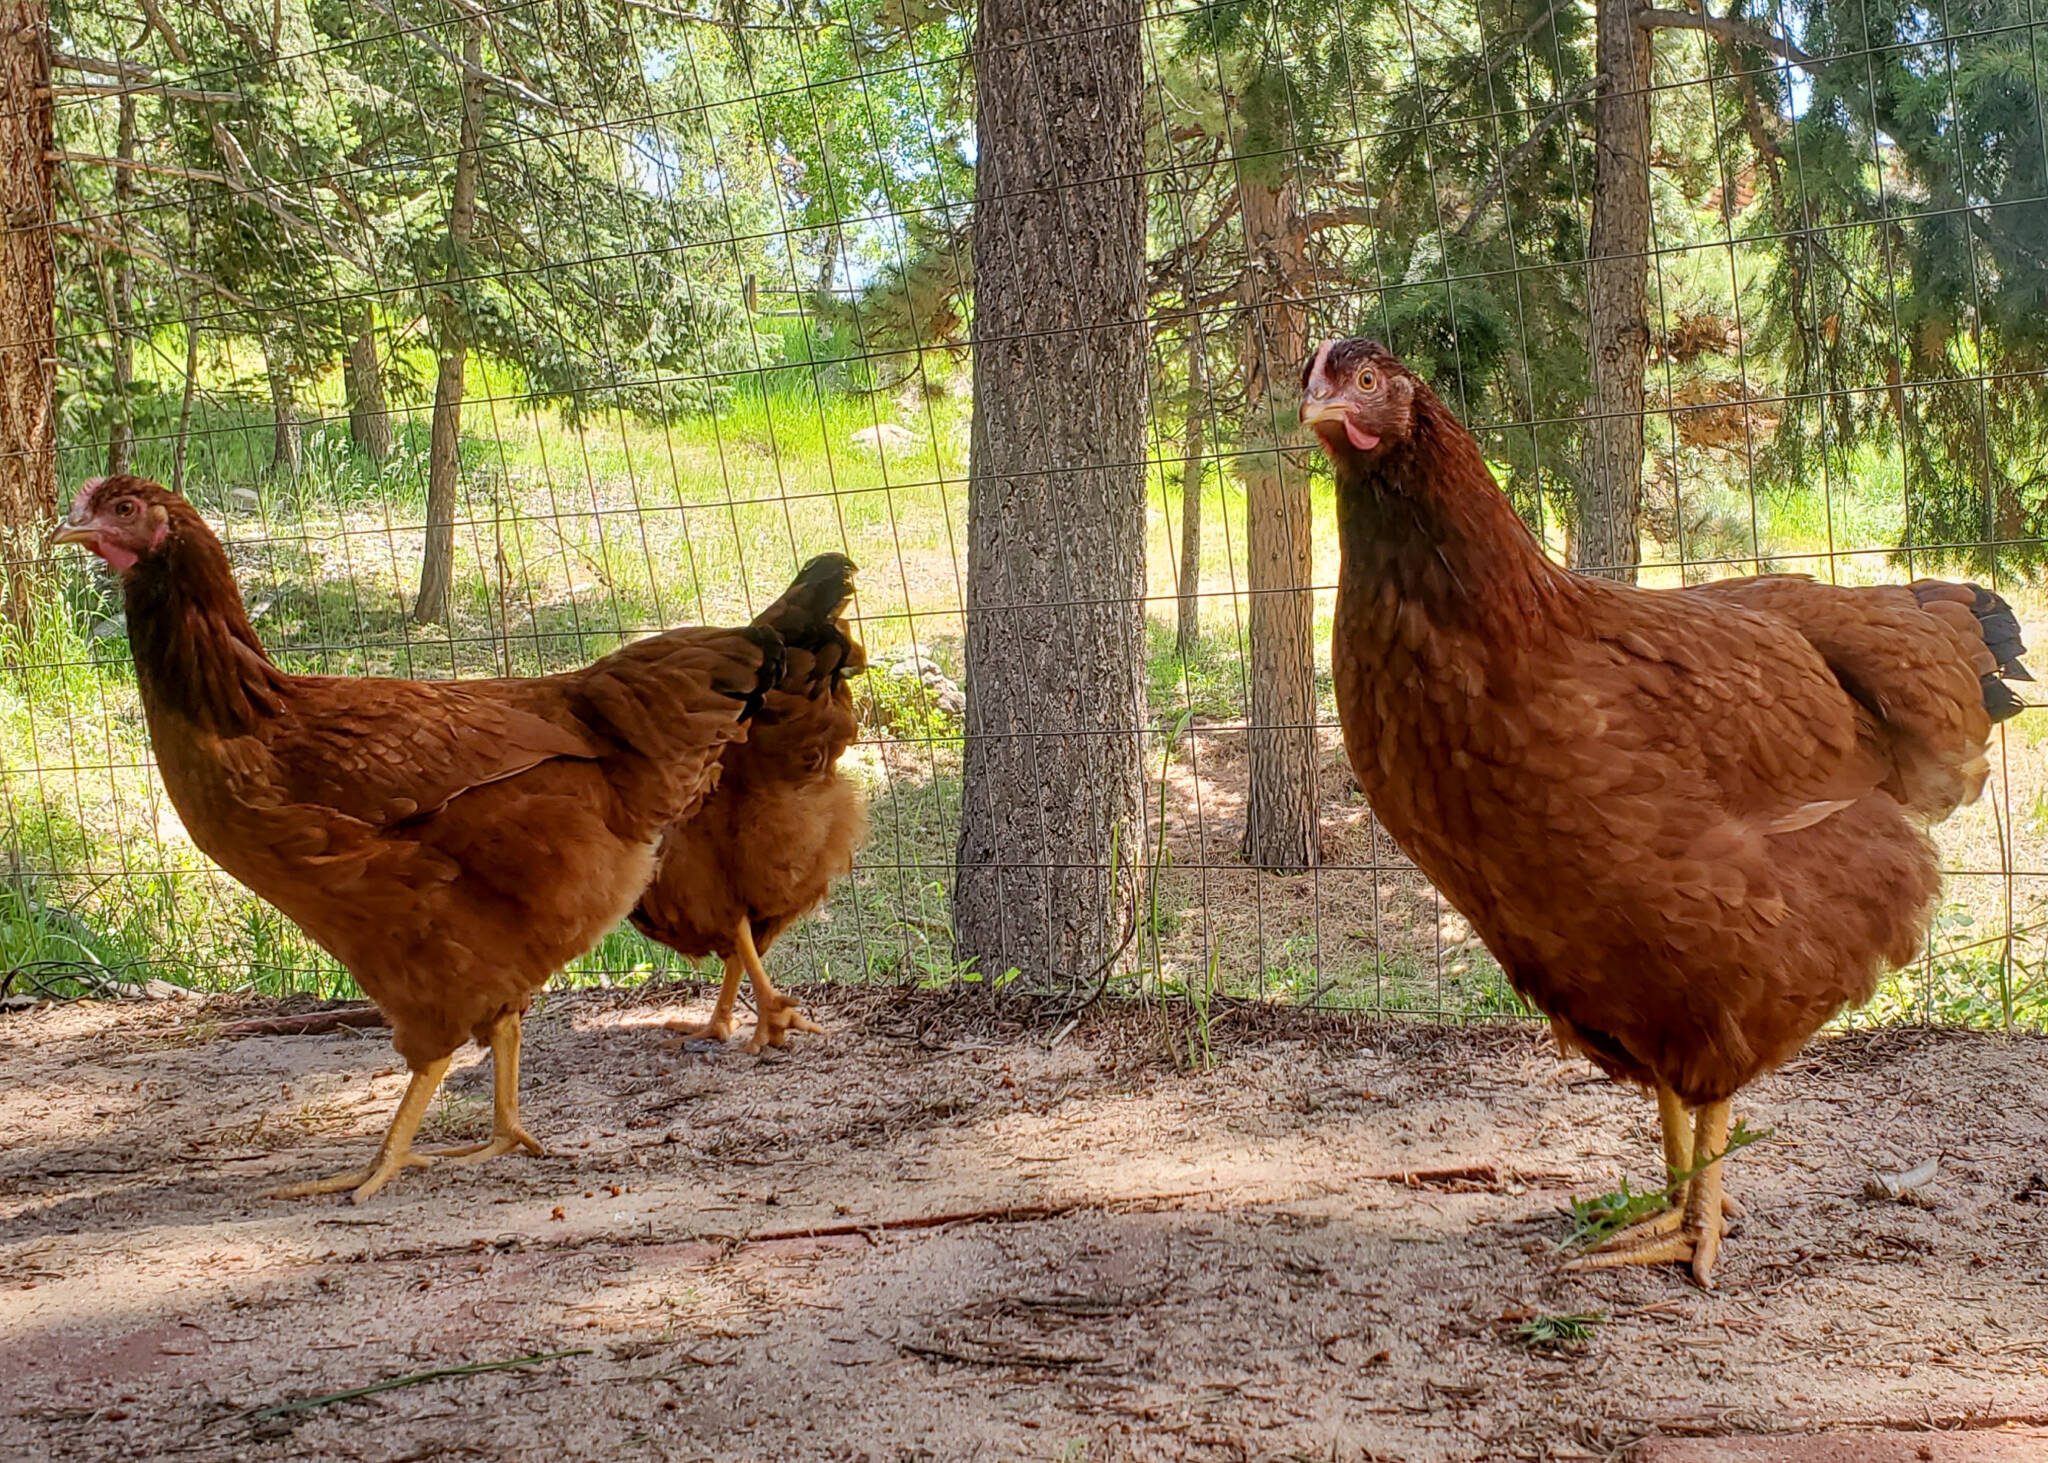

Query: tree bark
[
  {"left": 414, "top": 23, "right": 485, "bottom": 626},
  {"left": 953, "top": 0, "right": 1148, "bottom": 989},
  {"left": 1174, "top": 328, "right": 1205, "bottom": 657},
  {"left": 264, "top": 337, "right": 301, "bottom": 475},
  {"left": 344, "top": 304, "right": 392, "bottom": 463},
  {"left": 1237, "top": 174, "right": 1319, "bottom": 872},
  {"left": 1579, "top": 0, "right": 1653, "bottom": 582},
  {"left": 1, "top": 0, "right": 56, "bottom": 635},
  {"left": 106, "top": 91, "right": 135, "bottom": 476}
]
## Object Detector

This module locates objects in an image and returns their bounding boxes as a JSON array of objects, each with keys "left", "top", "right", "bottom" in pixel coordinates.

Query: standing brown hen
[
  {"left": 632, "top": 553, "right": 866, "bottom": 1054},
  {"left": 54, "top": 476, "right": 781, "bottom": 1202},
  {"left": 1300, "top": 339, "right": 2032, "bottom": 1286}
]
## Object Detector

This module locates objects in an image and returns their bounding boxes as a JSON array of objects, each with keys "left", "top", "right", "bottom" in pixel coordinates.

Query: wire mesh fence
[{"left": 3, "top": 0, "right": 2045, "bottom": 1026}]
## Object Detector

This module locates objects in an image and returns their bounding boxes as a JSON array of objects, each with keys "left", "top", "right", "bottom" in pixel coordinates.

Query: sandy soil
[{"left": 3, "top": 989, "right": 2046, "bottom": 1462}]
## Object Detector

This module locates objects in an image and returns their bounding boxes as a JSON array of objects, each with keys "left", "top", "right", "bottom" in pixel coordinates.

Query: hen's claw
[
  {"left": 266, "top": 1151, "right": 431, "bottom": 1204},
  {"left": 662, "top": 1014, "right": 736, "bottom": 1047},
  {"left": 744, "top": 995, "right": 824, "bottom": 1054},
  {"left": 427, "top": 1126, "right": 544, "bottom": 1164}
]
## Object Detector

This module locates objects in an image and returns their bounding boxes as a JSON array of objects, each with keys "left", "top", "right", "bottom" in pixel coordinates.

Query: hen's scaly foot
[
  {"left": 266, "top": 1056, "right": 450, "bottom": 1204},
  {"left": 1567, "top": 1099, "right": 1731, "bottom": 1288},
  {"left": 744, "top": 995, "right": 824, "bottom": 1054},
  {"left": 266, "top": 1150, "right": 431, "bottom": 1204},
  {"left": 662, "top": 1014, "right": 736, "bottom": 1047},
  {"left": 426, "top": 1126, "right": 544, "bottom": 1165}
]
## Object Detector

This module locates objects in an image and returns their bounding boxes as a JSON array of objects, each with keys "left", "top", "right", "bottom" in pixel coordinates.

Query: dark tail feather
[
  {"left": 734, "top": 626, "right": 786, "bottom": 721},
  {"left": 1965, "top": 585, "right": 2032, "bottom": 682},
  {"left": 1918, "top": 580, "right": 2034, "bottom": 722},
  {"left": 753, "top": 553, "right": 857, "bottom": 647}
]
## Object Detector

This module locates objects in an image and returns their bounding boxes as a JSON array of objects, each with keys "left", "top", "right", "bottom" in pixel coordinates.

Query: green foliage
[{"left": 1514, "top": 1312, "right": 1604, "bottom": 1352}]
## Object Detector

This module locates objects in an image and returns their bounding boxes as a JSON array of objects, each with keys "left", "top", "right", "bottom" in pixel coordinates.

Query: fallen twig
[
  {"left": 220, "top": 1006, "right": 387, "bottom": 1038},
  {"left": 239, "top": 1349, "right": 590, "bottom": 1424},
  {"left": 744, "top": 1188, "right": 1216, "bottom": 1243}
]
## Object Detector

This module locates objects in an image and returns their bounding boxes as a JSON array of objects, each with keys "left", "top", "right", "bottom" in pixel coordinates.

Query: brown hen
[
  {"left": 1301, "top": 339, "right": 2032, "bottom": 1286},
  {"left": 54, "top": 476, "right": 781, "bottom": 1201},
  {"left": 633, "top": 553, "right": 866, "bottom": 1054}
]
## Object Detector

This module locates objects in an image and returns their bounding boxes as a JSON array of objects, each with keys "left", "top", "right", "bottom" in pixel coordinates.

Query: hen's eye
[
  {"left": 1357, "top": 369, "right": 1378, "bottom": 391},
  {"left": 115, "top": 500, "right": 136, "bottom": 519}
]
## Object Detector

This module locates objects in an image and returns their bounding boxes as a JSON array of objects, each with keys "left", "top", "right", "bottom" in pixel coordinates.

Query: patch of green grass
[{"left": 1514, "top": 1312, "right": 1605, "bottom": 1353}]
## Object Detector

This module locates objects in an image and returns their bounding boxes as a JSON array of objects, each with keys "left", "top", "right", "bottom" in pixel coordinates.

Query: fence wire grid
[{"left": 5, "top": 0, "right": 2047, "bottom": 1028}]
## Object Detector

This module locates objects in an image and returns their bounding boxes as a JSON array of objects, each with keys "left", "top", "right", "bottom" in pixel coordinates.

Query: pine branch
[
  {"left": 43, "top": 80, "right": 240, "bottom": 103},
  {"left": 1456, "top": 75, "right": 1603, "bottom": 238},
  {"left": 48, "top": 150, "right": 331, "bottom": 246},
  {"left": 1638, "top": 9, "right": 1816, "bottom": 70},
  {"left": 1302, "top": 204, "right": 1382, "bottom": 234},
  {"left": 51, "top": 224, "right": 257, "bottom": 310},
  {"left": 352, "top": 0, "right": 566, "bottom": 114}
]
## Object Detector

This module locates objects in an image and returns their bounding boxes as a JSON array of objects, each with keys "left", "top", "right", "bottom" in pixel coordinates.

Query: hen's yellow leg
[
  {"left": 1569, "top": 1100, "right": 1732, "bottom": 1288},
  {"left": 736, "top": 921, "right": 822, "bottom": 1054},
  {"left": 267, "top": 1055, "right": 451, "bottom": 1204},
  {"left": 1583, "top": 1085, "right": 1742, "bottom": 1254},
  {"left": 427, "top": 1013, "right": 544, "bottom": 1165},
  {"left": 663, "top": 955, "right": 746, "bottom": 1045}
]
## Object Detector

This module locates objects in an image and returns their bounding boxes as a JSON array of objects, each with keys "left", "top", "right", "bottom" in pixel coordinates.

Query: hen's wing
[
  {"left": 261, "top": 626, "right": 778, "bottom": 830},
  {"left": 1685, "top": 575, "right": 2015, "bottom": 820}
]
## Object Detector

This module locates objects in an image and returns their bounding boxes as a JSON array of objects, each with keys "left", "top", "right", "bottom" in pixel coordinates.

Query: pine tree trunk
[
  {"left": 264, "top": 340, "right": 301, "bottom": 476},
  {"left": 344, "top": 306, "right": 392, "bottom": 463},
  {"left": 1174, "top": 330, "right": 1205, "bottom": 657},
  {"left": 1, "top": 0, "right": 56, "bottom": 636},
  {"left": 1237, "top": 175, "right": 1319, "bottom": 873},
  {"left": 414, "top": 24, "right": 485, "bottom": 626},
  {"left": 107, "top": 93, "right": 136, "bottom": 476},
  {"left": 1579, "top": 0, "right": 1652, "bottom": 582},
  {"left": 953, "top": 0, "right": 1147, "bottom": 989}
]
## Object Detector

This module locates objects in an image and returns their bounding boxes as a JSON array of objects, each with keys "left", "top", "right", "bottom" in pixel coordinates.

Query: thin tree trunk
[
  {"left": 106, "top": 92, "right": 135, "bottom": 476},
  {"left": 264, "top": 338, "right": 301, "bottom": 475},
  {"left": 1, "top": 0, "right": 56, "bottom": 636},
  {"left": 1237, "top": 174, "right": 1319, "bottom": 873},
  {"left": 172, "top": 314, "right": 199, "bottom": 494},
  {"left": 953, "top": 0, "right": 1147, "bottom": 989},
  {"left": 344, "top": 305, "right": 392, "bottom": 463},
  {"left": 1174, "top": 330, "right": 1205, "bottom": 657},
  {"left": 414, "top": 23, "right": 485, "bottom": 626},
  {"left": 1579, "top": 0, "right": 1652, "bottom": 582}
]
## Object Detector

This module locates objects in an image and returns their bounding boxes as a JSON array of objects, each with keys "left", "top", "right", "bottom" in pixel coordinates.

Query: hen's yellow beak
[
  {"left": 1299, "top": 395, "right": 1349, "bottom": 427},
  {"left": 50, "top": 518, "right": 97, "bottom": 546}
]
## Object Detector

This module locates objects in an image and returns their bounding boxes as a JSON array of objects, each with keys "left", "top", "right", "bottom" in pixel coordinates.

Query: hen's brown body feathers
[
  {"left": 61, "top": 477, "right": 778, "bottom": 1194},
  {"left": 1304, "top": 340, "right": 2031, "bottom": 1281},
  {"left": 632, "top": 555, "right": 867, "bottom": 1052}
]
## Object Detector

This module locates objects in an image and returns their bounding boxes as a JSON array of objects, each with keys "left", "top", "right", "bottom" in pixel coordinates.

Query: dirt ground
[{"left": 3, "top": 988, "right": 2046, "bottom": 1462}]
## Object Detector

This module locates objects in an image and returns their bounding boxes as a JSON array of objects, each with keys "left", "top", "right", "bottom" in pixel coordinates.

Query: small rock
[
  {"left": 88, "top": 613, "right": 127, "bottom": 640},
  {"left": 229, "top": 487, "right": 261, "bottom": 512},
  {"left": 848, "top": 423, "right": 921, "bottom": 454}
]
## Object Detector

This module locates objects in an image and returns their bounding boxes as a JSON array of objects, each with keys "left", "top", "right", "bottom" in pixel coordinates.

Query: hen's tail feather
[
  {"left": 1913, "top": 579, "right": 2033, "bottom": 721},
  {"left": 736, "top": 625, "right": 787, "bottom": 721},
  {"left": 754, "top": 554, "right": 858, "bottom": 648}
]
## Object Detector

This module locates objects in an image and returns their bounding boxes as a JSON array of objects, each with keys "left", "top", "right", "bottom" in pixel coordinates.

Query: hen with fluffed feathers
[
  {"left": 1301, "top": 339, "right": 2031, "bottom": 1286},
  {"left": 55, "top": 476, "right": 782, "bottom": 1201},
  {"left": 633, "top": 553, "right": 867, "bottom": 1054}
]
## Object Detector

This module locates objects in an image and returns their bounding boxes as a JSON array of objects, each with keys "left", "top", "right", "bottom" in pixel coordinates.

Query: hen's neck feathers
[
  {"left": 1332, "top": 388, "right": 1573, "bottom": 639},
  {"left": 124, "top": 517, "right": 289, "bottom": 735}
]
